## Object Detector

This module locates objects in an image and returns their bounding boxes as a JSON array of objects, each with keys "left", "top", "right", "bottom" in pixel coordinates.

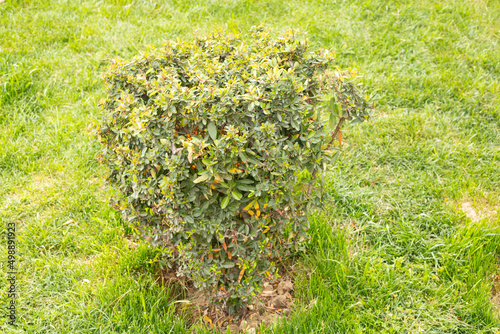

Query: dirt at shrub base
[{"left": 157, "top": 267, "right": 296, "bottom": 333}]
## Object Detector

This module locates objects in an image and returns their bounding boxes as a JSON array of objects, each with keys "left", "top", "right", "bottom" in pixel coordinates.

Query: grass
[{"left": 0, "top": 0, "right": 499, "bottom": 332}]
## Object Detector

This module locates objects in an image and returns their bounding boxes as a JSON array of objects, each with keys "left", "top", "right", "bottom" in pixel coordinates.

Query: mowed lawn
[{"left": 1, "top": 0, "right": 499, "bottom": 333}]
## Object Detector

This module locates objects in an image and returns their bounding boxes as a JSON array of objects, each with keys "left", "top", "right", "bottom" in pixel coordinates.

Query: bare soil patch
[{"left": 157, "top": 266, "right": 297, "bottom": 333}]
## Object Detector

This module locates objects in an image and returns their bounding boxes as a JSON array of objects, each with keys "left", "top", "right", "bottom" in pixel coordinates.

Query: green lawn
[{"left": 1, "top": 0, "right": 499, "bottom": 333}]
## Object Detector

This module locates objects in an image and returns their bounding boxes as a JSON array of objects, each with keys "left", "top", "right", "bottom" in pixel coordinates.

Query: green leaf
[
  {"left": 247, "top": 158, "right": 261, "bottom": 166},
  {"left": 329, "top": 98, "right": 342, "bottom": 118},
  {"left": 329, "top": 113, "right": 336, "bottom": 129},
  {"left": 351, "top": 117, "right": 365, "bottom": 124},
  {"left": 221, "top": 196, "right": 230, "bottom": 209},
  {"left": 245, "top": 148, "right": 256, "bottom": 156},
  {"left": 238, "top": 152, "right": 249, "bottom": 163},
  {"left": 231, "top": 191, "right": 243, "bottom": 201},
  {"left": 335, "top": 103, "right": 342, "bottom": 117},
  {"left": 208, "top": 121, "right": 217, "bottom": 140},
  {"left": 236, "top": 184, "right": 254, "bottom": 192}
]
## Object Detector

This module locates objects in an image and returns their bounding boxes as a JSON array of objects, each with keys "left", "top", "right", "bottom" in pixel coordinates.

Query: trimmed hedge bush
[{"left": 95, "top": 27, "right": 371, "bottom": 313}]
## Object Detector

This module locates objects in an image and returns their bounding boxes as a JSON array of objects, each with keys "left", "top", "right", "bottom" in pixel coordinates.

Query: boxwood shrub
[{"left": 95, "top": 27, "right": 371, "bottom": 313}]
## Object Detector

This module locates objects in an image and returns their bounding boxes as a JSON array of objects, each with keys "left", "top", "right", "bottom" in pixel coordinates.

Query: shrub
[{"left": 94, "top": 27, "right": 371, "bottom": 313}]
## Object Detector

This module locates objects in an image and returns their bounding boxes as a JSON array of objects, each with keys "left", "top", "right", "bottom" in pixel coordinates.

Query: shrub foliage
[{"left": 95, "top": 27, "right": 371, "bottom": 313}]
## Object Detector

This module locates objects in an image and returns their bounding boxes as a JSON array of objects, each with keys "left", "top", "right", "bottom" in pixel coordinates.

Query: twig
[
  {"left": 331, "top": 117, "right": 346, "bottom": 143},
  {"left": 306, "top": 116, "right": 347, "bottom": 196}
]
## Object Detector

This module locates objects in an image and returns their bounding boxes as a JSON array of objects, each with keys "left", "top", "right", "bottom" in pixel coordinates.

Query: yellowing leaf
[
  {"left": 193, "top": 174, "right": 209, "bottom": 183},
  {"left": 63, "top": 219, "right": 75, "bottom": 226},
  {"left": 238, "top": 268, "right": 245, "bottom": 283},
  {"left": 256, "top": 210, "right": 261, "bottom": 217},
  {"left": 263, "top": 203, "right": 268, "bottom": 209},
  {"left": 204, "top": 316, "right": 213, "bottom": 326},
  {"left": 248, "top": 210, "right": 255, "bottom": 216},
  {"left": 243, "top": 200, "right": 255, "bottom": 211},
  {"left": 254, "top": 201, "right": 259, "bottom": 210},
  {"left": 213, "top": 173, "right": 223, "bottom": 183},
  {"left": 228, "top": 168, "right": 242, "bottom": 174},
  {"left": 263, "top": 226, "right": 270, "bottom": 233}
]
